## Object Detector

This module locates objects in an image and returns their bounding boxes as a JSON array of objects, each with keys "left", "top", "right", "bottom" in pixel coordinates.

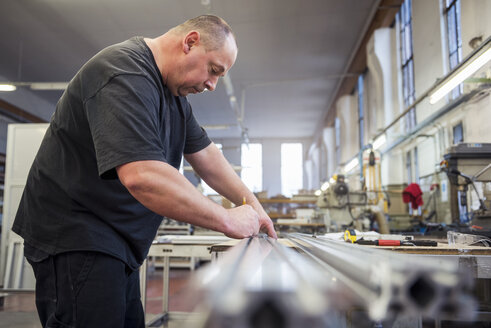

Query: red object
[
  {"left": 402, "top": 183, "right": 424, "bottom": 209},
  {"left": 378, "top": 240, "right": 401, "bottom": 246}
]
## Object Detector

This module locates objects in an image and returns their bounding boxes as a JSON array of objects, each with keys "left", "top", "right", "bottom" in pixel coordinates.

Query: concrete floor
[{"left": 0, "top": 267, "right": 200, "bottom": 328}]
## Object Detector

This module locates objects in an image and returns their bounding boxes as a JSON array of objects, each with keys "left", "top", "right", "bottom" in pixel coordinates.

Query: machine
[
  {"left": 316, "top": 174, "right": 389, "bottom": 234},
  {"left": 442, "top": 143, "right": 491, "bottom": 229}
]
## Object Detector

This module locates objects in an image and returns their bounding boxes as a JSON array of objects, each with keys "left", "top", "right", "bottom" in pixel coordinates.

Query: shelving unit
[{"left": 259, "top": 197, "right": 325, "bottom": 233}]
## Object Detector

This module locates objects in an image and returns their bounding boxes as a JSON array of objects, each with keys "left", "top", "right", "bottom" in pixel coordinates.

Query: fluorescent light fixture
[
  {"left": 429, "top": 46, "right": 491, "bottom": 104},
  {"left": 202, "top": 124, "right": 233, "bottom": 130},
  {"left": 372, "top": 134, "right": 386, "bottom": 150},
  {"left": 30, "top": 82, "right": 69, "bottom": 90},
  {"left": 0, "top": 84, "right": 16, "bottom": 91},
  {"left": 344, "top": 157, "right": 359, "bottom": 173},
  {"left": 320, "top": 181, "right": 330, "bottom": 191}
]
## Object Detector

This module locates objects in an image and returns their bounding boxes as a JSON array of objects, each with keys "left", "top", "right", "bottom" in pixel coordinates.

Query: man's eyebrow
[{"left": 212, "top": 63, "right": 225, "bottom": 73}]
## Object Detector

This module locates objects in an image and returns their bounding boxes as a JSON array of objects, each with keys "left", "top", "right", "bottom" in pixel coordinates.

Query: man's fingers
[{"left": 261, "top": 220, "right": 277, "bottom": 239}]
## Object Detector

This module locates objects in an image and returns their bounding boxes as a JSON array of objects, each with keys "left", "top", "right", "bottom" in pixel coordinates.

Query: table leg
[{"left": 163, "top": 256, "right": 170, "bottom": 314}]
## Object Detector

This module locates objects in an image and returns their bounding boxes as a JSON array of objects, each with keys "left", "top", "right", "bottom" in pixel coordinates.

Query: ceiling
[{"left": 0, "top": 0, "right": 380, "bottom": 141}]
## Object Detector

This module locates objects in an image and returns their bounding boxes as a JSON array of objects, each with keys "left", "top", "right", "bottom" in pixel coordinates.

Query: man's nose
[{"left": 205, "top": 76, "right": 218, "bottom": 91}]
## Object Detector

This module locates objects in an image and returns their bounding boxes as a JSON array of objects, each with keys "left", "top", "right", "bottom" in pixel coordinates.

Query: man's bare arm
[{"left": 116, "top": 160, "right": 259, "bottom": 239}]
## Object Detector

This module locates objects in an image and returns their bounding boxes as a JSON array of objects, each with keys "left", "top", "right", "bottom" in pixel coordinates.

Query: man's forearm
[
  {"left": 116, "top": 159, "right": 261, "bottom": 239},
  {"left": 117, "top": 160, "right": 227, "bottom": 231}
]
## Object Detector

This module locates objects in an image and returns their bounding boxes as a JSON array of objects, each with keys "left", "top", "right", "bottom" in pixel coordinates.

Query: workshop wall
[
  {"left": 461, "top": 0, "right": 491, "bottom": 57},
  {"left": 320, "top": 0, "right": 491, "bottom": 199},
  {"left": 336, "top": 94, "right": 358, "bottom": 165},
  {"left": 412, "top": 0, "right": 445, "bottom": 124}
]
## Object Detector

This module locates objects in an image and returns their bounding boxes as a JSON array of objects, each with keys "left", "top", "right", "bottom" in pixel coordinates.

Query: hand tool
[
  {"left": 356, "top": 239, "right": 437, "bottom": 247},
  {"left": 344, "top": 229, "right": 357, "bottom": 243}
]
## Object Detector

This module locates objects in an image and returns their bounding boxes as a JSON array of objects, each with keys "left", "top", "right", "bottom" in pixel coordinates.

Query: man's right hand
[{"left": 224, "top": 205, "right": 260, "bottom": 239}]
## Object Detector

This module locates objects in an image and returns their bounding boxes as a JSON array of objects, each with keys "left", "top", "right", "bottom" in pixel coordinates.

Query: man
[{"left": 13, "top": 15, "right": 276, "bottom": 328}]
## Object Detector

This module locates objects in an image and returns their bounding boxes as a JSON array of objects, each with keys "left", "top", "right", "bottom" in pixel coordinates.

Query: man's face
[{"left": 168, "top": 34, "right": 237, "bottom": 97}]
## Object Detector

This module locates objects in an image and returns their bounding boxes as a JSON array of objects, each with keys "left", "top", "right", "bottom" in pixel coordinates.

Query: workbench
[
  {"left": 141, "top": 235, "right": 491, "bottom": 326},
  {"left": 210, "top": 239, "right": 491, "bottom": 277},
  {"left": 140, "top": 235, "right": 231, "bottom": 327}
]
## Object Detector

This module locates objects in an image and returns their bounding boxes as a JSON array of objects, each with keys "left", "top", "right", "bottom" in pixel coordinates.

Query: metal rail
[
  {"left": 181, "top": 235, "right": 476, "bottom": 327},
  {"left": 287, "top": 233, "right": 476, "bottom": 320}
]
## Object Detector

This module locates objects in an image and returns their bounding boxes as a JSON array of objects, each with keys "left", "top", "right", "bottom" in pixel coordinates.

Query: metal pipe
[
  {"left": 287, "top": 233, "right": 476, "bottom": 320},
  {"left": 181, "top": 235, "right": 475, "bottom": 327},
  {"left": 185, "top": 236, "right": 345, "bottom": 328}
]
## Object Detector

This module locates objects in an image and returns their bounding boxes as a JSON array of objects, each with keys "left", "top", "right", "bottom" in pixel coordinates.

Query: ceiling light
[
  {"left": 0, "top": 84, "right": 16, "bottom": 91},
  {"left": 344, "top": 157, "right": 359, "bottom": 173},
  {"left": 372, "top": 134, "right": 386, "bottom": 150},
  {"left": 320, "top": 182, "right": 330, "bottom": 191},
  {"left": 30, "top": 82, "right": 69, "bottom": 90},
  {"left": 202, "top": 124, "right": 233, "bottom": 130},
  {"left": 429, "top": 45, "right": 491, "bottom": 104}
]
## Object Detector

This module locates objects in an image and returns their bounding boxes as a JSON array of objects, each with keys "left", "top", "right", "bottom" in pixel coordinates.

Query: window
[
  {"left": 357, "top": 74, "right": 365, "bottom": 149},
  {"left": 335, "top": 117, "right": 341, "bottom": 165},
  {"left": 397, "top": 0, "right": 416, "bottom": 132},
  {"left": 241, "top": 143, "right": 262, "bottom": 192},
  {"left": 406, "top": 150, "right": 412, "bottom": 183},
  {"left": 414, "top": 147, "right": 419, "bottom": 183},
  {"left": 453, "top": 122, "right": 464, "bottom": 144},
  {"left": 201, "top": 144, "right": 222, "bottom": 195},
  {"left": 444, "top": 0, "right": 463, "bottom": 99},
  {"left": 281, "top": 143, "right": 303, "bottom": 197}
]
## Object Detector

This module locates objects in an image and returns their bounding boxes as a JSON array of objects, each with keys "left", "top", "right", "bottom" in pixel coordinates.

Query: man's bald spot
[{"left": 172, "top": 15, "right": 237, "bottom": 52}]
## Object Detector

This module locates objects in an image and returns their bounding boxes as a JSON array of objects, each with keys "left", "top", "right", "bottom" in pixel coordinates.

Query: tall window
[
  {"left": 453, "top": 122, "right": 464, "bottom": 144},
  {"left": 414, "top": 147, "right": 419, "bottom": 183},
  {"left": 398, "top": 0, "right": 416, "bottom": 132},
  {"left": 406, "top": 151, "right": 412, "bottom": 183},
  {"left": 241, "top": 143, "right": 262, "bottom": 192},
  {"left": 357, "top": 74, "right": 365, "bottom": 149},
  {"left": 281, "top": 143, "right": 303, "bottom": 197},
  {"left": 445, "top": 0, "right": 463, "bottom": 99},
  {"left": 201, "top": 144, "right": 222, "bottom": 195},
  {"left": 335, "top": 117, "right": 341, "bottom": 165}
]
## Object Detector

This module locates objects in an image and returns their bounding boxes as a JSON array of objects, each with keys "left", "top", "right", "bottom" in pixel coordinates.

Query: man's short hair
[{"left": 173, "top": 15, "right": 236, "bottom": 51}]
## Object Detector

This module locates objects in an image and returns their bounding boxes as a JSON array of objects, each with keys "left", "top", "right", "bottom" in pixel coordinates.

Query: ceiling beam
[
  {"left": 325, "top": 0, "right": 403, "bottom": 126},
  {"left": 0, "top": 98, "right": 47, "bottom": 123}
]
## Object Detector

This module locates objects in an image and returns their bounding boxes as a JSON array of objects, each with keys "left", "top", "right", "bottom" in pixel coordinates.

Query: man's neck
[{"left": 144, "top": 34, "right": 173, "bottom": 85}]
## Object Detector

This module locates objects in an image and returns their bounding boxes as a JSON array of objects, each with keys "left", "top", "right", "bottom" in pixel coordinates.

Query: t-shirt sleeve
[
  {"left": 183, "top": 101, "right": 211, "bottom": 154},
  {"left": 84, "top": 74, "right": 166, "bottom": 179}
]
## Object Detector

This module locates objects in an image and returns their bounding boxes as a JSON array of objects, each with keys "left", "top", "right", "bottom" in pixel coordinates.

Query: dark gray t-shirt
[{"left": 13, "top": 37, "right": 211, "bottom": 269}]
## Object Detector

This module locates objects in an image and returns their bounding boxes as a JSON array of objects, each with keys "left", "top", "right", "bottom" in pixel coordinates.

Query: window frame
[
  {"left": 397, "top": 0, "right": 417, "bottom": 132},
  {"left": 444, "top": 0, "right": 463, "bottom": 99}
]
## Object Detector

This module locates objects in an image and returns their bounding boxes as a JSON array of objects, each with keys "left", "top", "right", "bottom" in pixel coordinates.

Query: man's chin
[{"left": 177, "top": 88, "right": 193, "bottom": 97}]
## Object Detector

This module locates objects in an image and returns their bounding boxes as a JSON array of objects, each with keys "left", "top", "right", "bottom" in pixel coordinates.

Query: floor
[{"left": 0, "top": 266, "right": 200, "bottom": 328}]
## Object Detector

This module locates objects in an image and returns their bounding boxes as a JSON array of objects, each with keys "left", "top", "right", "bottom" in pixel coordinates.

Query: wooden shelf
[{"left": 268, "top": 213, "right": 296, "bottom": 219}]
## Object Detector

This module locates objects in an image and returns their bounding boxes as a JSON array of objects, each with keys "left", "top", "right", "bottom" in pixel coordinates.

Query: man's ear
[{"left": 183, "top": 31, "right": 200, "bottom": 54}]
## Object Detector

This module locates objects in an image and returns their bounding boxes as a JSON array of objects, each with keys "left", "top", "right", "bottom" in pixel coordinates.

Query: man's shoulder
[
  {"left": 93, "top": 37, "right": 151, "bottom": 74},
  {"left": 75, "top": 37, "right": 160, "bottom": 100}
]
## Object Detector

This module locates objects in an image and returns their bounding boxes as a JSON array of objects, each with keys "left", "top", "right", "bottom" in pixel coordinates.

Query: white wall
[
  {"left": 322, "top": 126, "right": 336, "bottom": 178},
  {"left": 336, "top": 94, "right": 359, "bottom": 165},
  {"left": 412, "top": 0, "right": 446, "bottom": 123},
  {"left": 260, "top": 137, "right": 311, "bottom": 197},
  {"left": 460, "top": 0, "right": 491, "bottom": 57}
]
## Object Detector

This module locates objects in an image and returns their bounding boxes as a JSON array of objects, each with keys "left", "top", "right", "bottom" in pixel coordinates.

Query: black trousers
[{"left": 26, "top": 250, "right": 145, "bottom": 328}]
